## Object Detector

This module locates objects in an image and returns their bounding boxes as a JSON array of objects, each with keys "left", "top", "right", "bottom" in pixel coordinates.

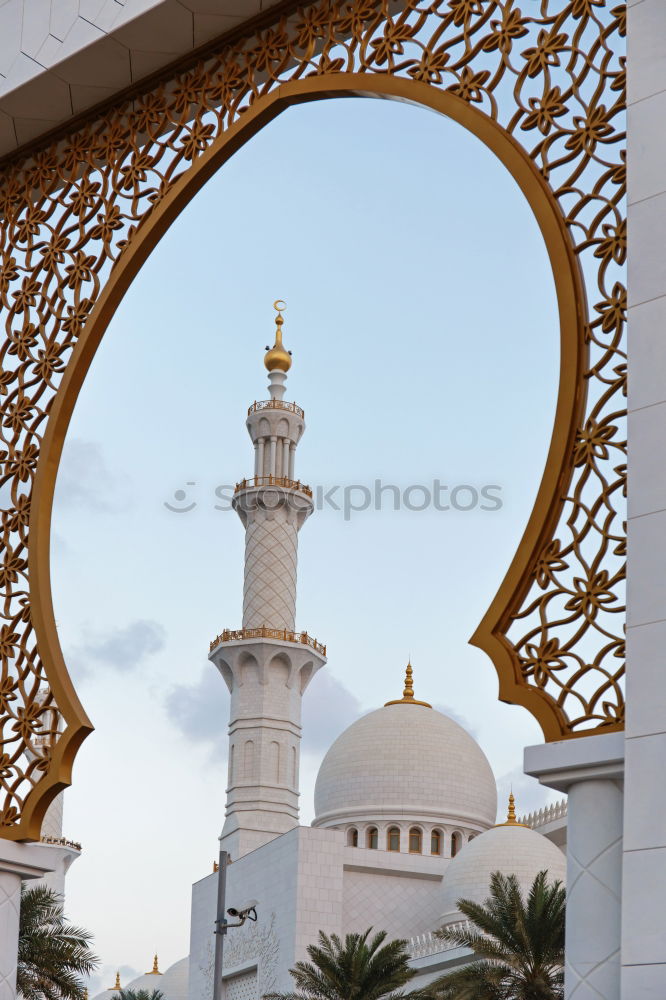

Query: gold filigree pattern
[{"left": 0, "top": 0, "right": 625, "bottom": 836}]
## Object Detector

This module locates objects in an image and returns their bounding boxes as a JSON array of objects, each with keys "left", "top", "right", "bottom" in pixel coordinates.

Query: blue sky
[{"left": 50, "top": 95, "right": 562, "bottom": 988}]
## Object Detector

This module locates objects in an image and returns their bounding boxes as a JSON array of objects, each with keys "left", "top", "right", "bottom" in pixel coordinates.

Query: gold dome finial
[
  {"left": 147, "top": 955, "right": 161, "bottom": 975},
  {"left": 496, "top": 792, "right": 528, "bottom": 828},
  {"left": 264, "top": 300, "right": 292, "bottom": 373},
  {"left": 385, "top": 662, "right": 432, "bottom": 708},
  {"left": 112, "top": 973, "right": 121, "bottom": 991}
]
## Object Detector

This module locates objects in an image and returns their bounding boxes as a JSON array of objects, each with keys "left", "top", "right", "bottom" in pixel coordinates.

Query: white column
[
  {"left": 525, "top": 733, "right": 624, "bottom": 1000},
  {"left": 0, "top": 871, "right": 21, "bottom": 1000},
  {"left": 0, "top": 842, "right": 55, "bottom": 1000},
  {"left": 275, "top": 437, "right": 282, "bottom": 478},
  {"left": 626, "top": 3, "right": 666, "bottom": 994},
  {"left": 288, "top": 444, "right": 296, "bottom": 480},
  {"left": 253, "top": 442, "right": 259, "bottom": 476},
  {"left": 268, "top": 437, "right": 277, "bottom": 477},
  {"left": 282, "top": 439, "right": 290, "bottom": 480},
  {"left": 257, "top": 438, "right": 265, "bottom": 478}
]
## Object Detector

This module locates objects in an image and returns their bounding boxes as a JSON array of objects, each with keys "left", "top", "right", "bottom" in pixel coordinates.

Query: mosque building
[{"left": 93, "top": 306, "right": 568, "bottom": 1000}]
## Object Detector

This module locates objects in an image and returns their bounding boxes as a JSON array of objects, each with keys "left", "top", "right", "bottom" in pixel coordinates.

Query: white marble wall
[
  {"left": 343, "top": 868, "right": 443, "bottom": 940},
  {"left": 625, "top": 1, "right": 666, "bottom": 994},
  {"left": 188, "top": 826, "right": 344, "bottom": 1000}
]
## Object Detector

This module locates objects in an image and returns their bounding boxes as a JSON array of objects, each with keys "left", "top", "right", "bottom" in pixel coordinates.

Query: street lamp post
[
  {"left": 212, "top": 849, "right": 228, "bottom": 1000},
  {"left": 212, "top": 850, "right": 258, "bottom": 1000}
]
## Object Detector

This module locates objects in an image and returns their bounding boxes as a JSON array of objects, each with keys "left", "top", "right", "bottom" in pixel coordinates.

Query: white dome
[
  {"left": 160, "top": 957, "right": 189, "bottom": 1000},
  {"left": 124, "top": 972, "right": 166, "bottom": 993},
  {"left": 92, "top": 958, "right": 188, "bottom": 1000},
  {"left": 313, "top": 701, "right": 497, "bottom": 828},
  {"left": 440, "top": 822, "right": 567, "bottom": 924}
]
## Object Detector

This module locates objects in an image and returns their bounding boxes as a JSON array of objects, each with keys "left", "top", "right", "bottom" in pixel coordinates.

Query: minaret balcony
[
  {"left": 234, "top": 475, "right": 312, "bottom": 498},
  {"left": 210, "top": 626, "right": 326, "bottom": 656},
  {"left": 248, "top": 399, "right": 304, "bottom": 419},
  {"left": 40, "top": 835, "right": 82, "bottom": 852}
]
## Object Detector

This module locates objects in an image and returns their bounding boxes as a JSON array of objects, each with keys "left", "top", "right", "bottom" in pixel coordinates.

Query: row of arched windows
[{"left": 346, "top": 825, "right": 475, "bottom": 855}]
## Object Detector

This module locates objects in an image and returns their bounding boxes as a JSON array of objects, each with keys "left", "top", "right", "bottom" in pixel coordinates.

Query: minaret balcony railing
[
  {"left": 248, "top": 399, "right": 304, "bottom": 418},
  {"left": 210, "top": 626, "right": 326, "bottom": 656},
  {"left": 234, "top": 476, "right": 312, "bottom": 497},
  {"left": 40, "top": 835, "right": 82, "bottom": 851}
]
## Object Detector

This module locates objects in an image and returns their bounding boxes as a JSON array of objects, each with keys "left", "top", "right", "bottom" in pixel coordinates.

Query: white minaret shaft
[{"left": 209, "top": 303, "right": 326, "bottom": 860}]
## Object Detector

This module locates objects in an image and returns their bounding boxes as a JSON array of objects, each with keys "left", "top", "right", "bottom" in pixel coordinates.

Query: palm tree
[
  {"left": 117, "top": 991, "right": 165, "bottom": 1000},
  {"left": 265, "top": 928, "right": 428, "bottom": 1000},
  {"left": 17, "top": 885, "right": 98, "bottom": 1000},
  {"left": 430, "top": 870, "right": 565, "bottom": 1000}
]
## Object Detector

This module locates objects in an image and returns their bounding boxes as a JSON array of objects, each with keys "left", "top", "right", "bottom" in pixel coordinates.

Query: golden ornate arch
[{"left": 0, "top": 0, "right": 625, "bottom": 839}]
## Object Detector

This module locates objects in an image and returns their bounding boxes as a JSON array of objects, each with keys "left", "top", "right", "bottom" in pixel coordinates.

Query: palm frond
[
  {"left": 431, "top": 871, "right": 565, "bottom": 1000},
  {"left": 17, "top": 885, "right": 99, "bottom": 1000},
  {"left": 269, "top": 928, "right": 416, "bottom": 1000}
]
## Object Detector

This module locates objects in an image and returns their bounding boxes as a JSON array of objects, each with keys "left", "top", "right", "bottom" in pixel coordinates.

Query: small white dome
[
  {"left": 313, "top": 698, "right": 497, "bottom": 829},
  {"left": 440, "top": 821, "right": 567, "bottom": 924}
]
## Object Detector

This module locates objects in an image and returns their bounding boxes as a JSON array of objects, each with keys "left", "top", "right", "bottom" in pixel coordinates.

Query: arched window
[
  {"left": 347, "top": 827, "right": 358, "bottom": 847},
  {"left": 387, "top": 827, "right": 401, "bottom": 852},
  {"left": 431, "top": 829, "right": 442, "bottom": 855},
  {"left": 451, "top": 832, "right": 463, "bottom": 857},
  {"left": 409, "top": 827, "right": 422, "bottom": 853},
  {"left": 367, "top": 827, "right": 378, "bottom": 849}
]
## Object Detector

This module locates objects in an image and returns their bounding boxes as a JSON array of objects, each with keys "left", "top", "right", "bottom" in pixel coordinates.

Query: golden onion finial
[
  {"left": 496, "top": 792, "right": 528, "bottom": 828},
  {"left": 264, "top": 300, "right": 292, "bottom": 373},
  {"left": 403, "top": 662, "right": 414, "bottom": 699},
  {"left": 385, "top": 662, "right": 432, "bottom": 708}
]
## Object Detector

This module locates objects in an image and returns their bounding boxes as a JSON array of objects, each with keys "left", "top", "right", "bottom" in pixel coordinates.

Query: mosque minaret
[{"left": 208, "top": 302, "right": 327, "bottom": 860}]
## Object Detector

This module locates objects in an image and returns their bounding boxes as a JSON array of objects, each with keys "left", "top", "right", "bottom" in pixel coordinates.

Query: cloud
[
  {"left": 165, "top": 667, "right": 230, "bottom": 753},
  {"left": 54, "top": 438, "right": 128, "bottom": 513},
  {"left": 495, "top": 765, "right": 565, "bottom": 823},
  {"left": 67, "top": 620, "right": 166, "bottom": 681},
  {"left": 164, "top": 666, "right": 362, "bottom": 758},
  {"left": 302, "top": 671, "right": 363, "bottom": 752}
]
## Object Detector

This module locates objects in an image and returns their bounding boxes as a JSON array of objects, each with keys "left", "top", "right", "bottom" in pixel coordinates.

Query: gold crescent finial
[
  {"left": 264, "top": 300, "right": 292, "bottom": 373},
  {"left": 385, "top": 662, "right": 432, "bottom": 708}
]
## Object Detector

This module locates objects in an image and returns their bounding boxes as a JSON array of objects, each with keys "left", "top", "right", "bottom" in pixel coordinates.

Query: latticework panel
[
  {"left": 0, "top": 0, "right": 625, "bottom": 837},
  {"left": 243, "top": 509, "right": 299, "bottom": 631}
]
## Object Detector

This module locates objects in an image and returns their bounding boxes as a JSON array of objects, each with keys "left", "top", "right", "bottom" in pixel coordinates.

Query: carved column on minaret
[{"left": 209, "top": 303, "right": 326, "bottom": 861}]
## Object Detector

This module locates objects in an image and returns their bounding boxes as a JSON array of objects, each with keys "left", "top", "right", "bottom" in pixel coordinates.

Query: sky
[{"left": 49, "top": 95, "right": 563, "bottom": 991}]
